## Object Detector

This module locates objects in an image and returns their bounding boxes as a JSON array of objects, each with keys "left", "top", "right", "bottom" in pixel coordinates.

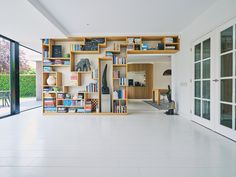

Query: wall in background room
[
  {"left": 172, "top": 0, "right": 236, "bottom": 118},
  {"left": 153, "top": 62, "right": 171, "bottom": 89}
]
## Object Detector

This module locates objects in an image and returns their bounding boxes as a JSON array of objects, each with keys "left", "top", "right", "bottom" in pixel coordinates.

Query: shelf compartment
[{"left": 43, "top": 72, "right": 62, "bottom": 87}]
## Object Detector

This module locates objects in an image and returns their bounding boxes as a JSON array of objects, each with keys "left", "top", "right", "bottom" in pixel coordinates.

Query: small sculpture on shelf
[
  {"left": 102, "top": 64, "right": 110, "bottom": 94},
  {"left": 76, "top": 58, "right": 91, "bottom": 72},
  {"left": 165, "top": 85, "right": 176, "bottom": 115}
]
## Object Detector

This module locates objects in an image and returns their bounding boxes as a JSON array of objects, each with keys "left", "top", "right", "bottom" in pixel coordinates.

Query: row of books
[
  {"left": 44, "top": 107, "right": 57, "bottom": 112},
  {"left": 113, "top": 71, "right": 121, "bottom": 78},
  {"left": 44, "top": 98, "right": 56, "bottom": 107},
  {"left": 113, "top": 104, "right": 127, "bottom": 113},
  {"left": 113, "top": 89, "right": 127, "bottom": 99},
  {"left": 62, "top": 100, "right": 84, "bottom": 107},
  {"left": 44, "top": 60, "right": 70, "bottom": 66},
  {"left": 44, "top": 50, "right": 49, "bottom": 59},
  {"left": 119, "top": 77, "right": 126, "bottom": 86},
  {"left": 113, "top": 56, "right": 126, "bottom": 65},
  {"left": 86, "top": 83, "right": 98, "bottom": 92},
  {"left": 70, "top": 44, "right": 81, "bottom": 51}
]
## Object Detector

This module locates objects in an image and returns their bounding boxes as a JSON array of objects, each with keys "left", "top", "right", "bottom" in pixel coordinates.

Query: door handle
[{"left": 212, "top": 79, "right": 219, "bottom": 82}]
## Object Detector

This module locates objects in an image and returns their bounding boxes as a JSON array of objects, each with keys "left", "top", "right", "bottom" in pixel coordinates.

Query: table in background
[{"left": 152, "top": 89, "right": 168, "bottom": 105}]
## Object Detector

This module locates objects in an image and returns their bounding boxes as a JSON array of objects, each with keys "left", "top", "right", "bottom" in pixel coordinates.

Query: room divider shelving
[{"left": 42, "top": 36, "right": 179, "bottom": 115}]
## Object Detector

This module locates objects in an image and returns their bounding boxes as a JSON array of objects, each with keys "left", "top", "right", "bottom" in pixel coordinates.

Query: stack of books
[
  {"left": 43, "top": 66, "right": 53, "bottom": 72},
  {"left": 76, "top": 107, "right": 85, "bottom": 113},
  {"left": 85, "top": 99, "right": 92, "bottom": 113},
  {"left": 86, "top": 83, "right": 98, "bottom": 92},
  {"left": 58, "top": 107, "right": 67, "bottom": 113},
  {"left": 54, "top": 59, "right": 63, "bottom": 65},
  {"left": 113, "top": 103, "right": 127, "bottom": 113},
  {"left": 44, "top": 97, "right": 56, "bottom": 112},
  {"left": 113, "top": 71, "right": 120, "bottom": 78},
  {"left": 43, "top": 59, "right": 53, "bottom": 66},
  {"left": 165, "top": 37, "right": 174, "bottom": 43},
  {"left": 165, "top": 46, "right": 176, "bottom": 50}
]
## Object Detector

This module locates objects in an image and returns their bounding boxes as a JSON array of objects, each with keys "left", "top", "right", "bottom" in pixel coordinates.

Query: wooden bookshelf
[{"left": 42, "top": 35, "right": 180, "bottom": 115}]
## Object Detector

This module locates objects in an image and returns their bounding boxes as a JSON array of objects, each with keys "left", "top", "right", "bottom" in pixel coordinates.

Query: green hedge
[{"left": 0, "top": 74, "right": 36, "bottom": 97}]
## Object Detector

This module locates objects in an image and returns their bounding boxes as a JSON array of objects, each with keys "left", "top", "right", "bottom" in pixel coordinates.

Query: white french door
[
  {"left": 192, "top": 34, "right": 214, "bottom": 129},
  {"left": 192, "top": 17, "right": 236, "bottom": 141}
]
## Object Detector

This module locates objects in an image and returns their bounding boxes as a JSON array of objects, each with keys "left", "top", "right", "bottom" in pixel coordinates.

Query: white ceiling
[
  {"left": 33, "top": 0, "right": 217, "bottom": 36},
  {"left": 0, "top": 0, "right": 217, "bottom": 51},
  {"left": 0, "top": 0, "right": 64, "bottom": 51}
]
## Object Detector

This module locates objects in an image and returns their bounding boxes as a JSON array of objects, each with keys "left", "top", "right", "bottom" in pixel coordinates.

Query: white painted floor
[{"left": 0, "top": 100, "right": 236, "bottom": 177}]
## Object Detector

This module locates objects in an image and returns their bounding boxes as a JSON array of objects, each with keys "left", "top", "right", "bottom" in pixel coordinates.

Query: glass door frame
[
  {"left": 0, "top": 34, "right": 20, "bottom": 118},
  {"left": 192, "top": 33, "right": 215, "bottom": 130},
  {"left": 214, "top": 17, "right": 236, "bottom": 141}
]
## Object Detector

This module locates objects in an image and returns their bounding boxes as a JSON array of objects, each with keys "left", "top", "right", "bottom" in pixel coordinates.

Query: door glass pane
[
  {"left": 195, "top": 99, "right": 201, "bottom": 116},
  {"left": 195, "top": 43, "right": 201, "bottom": 61},
  {"left": 195, "top": 81, "right": 201, "bottom": 98},
  {"left": 194, "top": 62, "right": 201, "bottom": 79},
  {"left": 203, "top": 80, "right": 210, "bottom": 99},
  {"left": 202, "top": 101, "right": 210, "bottom": 120},
  {"left": 0, "top": 37, "right": 11, "bottom": 117},
  {"left": 221, "top": 26, "right": 233, "bottom": 53},
  {"left": 221, "top": 53, "right": 232, "bottom": 77},
  {"left": 220, "top": 103, "right": 232, "bottom": 128},
  {"left": 203, "top": 38, "right": 210, "bottom": 59},
  {"left": 221, "top": 79, "right": 232, "bottom": 102},
  {"left": 203, "top": 59, "right": 210, "bottom": 79},
  {"left": 19, "top": 46, "right": 42, "bottom": 112}
]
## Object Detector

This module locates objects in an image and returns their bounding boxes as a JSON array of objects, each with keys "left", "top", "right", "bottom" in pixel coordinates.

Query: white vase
[{"left": 47, "top": 75, "right": 56, "bottom": 86}]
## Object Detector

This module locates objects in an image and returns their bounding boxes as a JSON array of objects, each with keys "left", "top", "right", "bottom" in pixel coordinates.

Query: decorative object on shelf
[
  {"left": 53, "top": 87, "right": 61, "bottom": 92},
  {"left": 64, "top": 53, "right": 70, "bottom": 58},
  {"left": 57, "top": 93, "right": 65, "bottom": 99},
  {"left": 165, "top": 37, "right": 174, "bottom": 43},
  {"left": 47, "top": 75, "right": 56, "bottom": 86},
  {"left": 163, "top": 69, "right": 171, "bottom": 76},
  {"left": 113, "top": 91, "right": 118, "bottom": 99},
  {"left": 73, "top": 94, "right": 77, "bottom": 100},
  {"left": 83, "top": 38, "right": 105, "bottom": 51},
  {"left": 76, "top": 58, "right": 91, "bottom": 71},
  {"left": 65, "top": 93, "right": 71, "bottom": 99},
  {"left": 43, "top": 39, "right": 49, "bottom": 45},
  {"left": 157, "top": 43, "right": 164, "bottom": 50},
  {"left": 63, "top": 60, "right": 70, "bottom": 66},
  {"left": 52, "top": 45, "right": 62, "bottom": 57},
  {"left": 102, "top": 64, "right": 110, "bottom": 94},
  {"left": 70, "top": 72, "right": 78, "bottom": 86},
  {"left": 141, "top": 43, "right": 148, "bottom": 50},
  {"left": 92, "top": 69, "right": 98, "bottom": 79},
  {"left": 165, "top": 85, "right": 175, "bottom": 115}
]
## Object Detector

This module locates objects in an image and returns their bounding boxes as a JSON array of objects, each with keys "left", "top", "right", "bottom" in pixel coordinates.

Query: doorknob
[{"left": 212, "top": 79, "right": 219, "bottom": 82}]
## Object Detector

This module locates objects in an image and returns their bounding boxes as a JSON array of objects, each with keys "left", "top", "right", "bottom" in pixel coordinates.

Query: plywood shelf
[
  {"left": 42, "top": 35, "right": 180, "bottom": 116},
  {"left": 127, "top": 50, "right": 179, "bottom": 54}
]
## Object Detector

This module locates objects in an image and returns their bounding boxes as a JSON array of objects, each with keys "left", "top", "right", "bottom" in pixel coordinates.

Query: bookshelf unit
[{"left": 42, "top": 36, "right": 179, "bottom": 115}]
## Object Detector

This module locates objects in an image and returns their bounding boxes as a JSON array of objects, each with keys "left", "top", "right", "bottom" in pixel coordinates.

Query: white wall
[
  {"left": 172, "top": 0, "right": 236, "bottom": 118},
  {"left": 153, "top": 62, "right": 171, "bottom": 89}
]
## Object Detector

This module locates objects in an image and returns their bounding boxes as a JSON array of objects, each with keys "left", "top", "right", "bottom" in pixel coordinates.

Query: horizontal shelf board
[
  {"left": 44, "top": 65, "right": 70, "bottom": 67},
  {"left": 113, "top": 99, "right": 127, "bottom": 100},
  {"left": 43, "top": 85, "right": 57, "bottom": 87},
  {"left": 48, "top": 57, "right": 70, "bottom": 60},
  {"left": 71, "top": 50, "right": 100, "bottom": 54},
  {"left": 106, "top": 50, "right": 120, "bottom": 53},
  {"left": 127, "top": 50, "right": 179, "bottom": 54},
  {"left": 57, "top": 105, "right": 84, "bottom": 108},
  {"left": 99, "top": 57, "right": 112, "bottom": 60},
  {"left": 72, "top": 71, "right": 92, "bottom": 74},
  {"left": 57, "top": 99, "right": 84, "bottom": 101},
  {"left": 113, "top": 64, "right": 126, "bottom": 67},
  {"left": 165, "top": 43, "right": 179, "bottom": 45}
]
